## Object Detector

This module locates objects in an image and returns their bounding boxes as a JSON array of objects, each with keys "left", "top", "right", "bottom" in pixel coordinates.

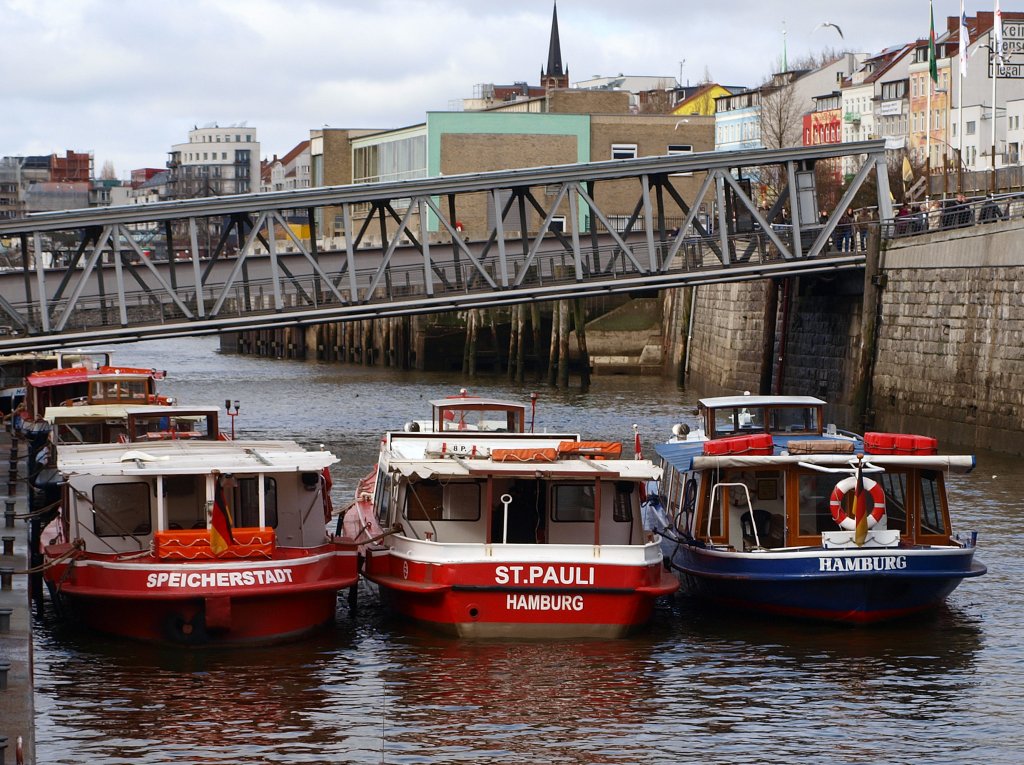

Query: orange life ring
[{"left": 829, "top": 476, "right": 886, "bottom": 531}]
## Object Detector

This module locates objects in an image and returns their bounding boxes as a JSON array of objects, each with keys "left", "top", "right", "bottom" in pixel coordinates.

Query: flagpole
[
  {"left": 927, "top": 58, "right": 932, "bottom": 198},
  {"left": 959, "top": 0, "right": 965, "bottom": 194},
  {"left": 993, "top": 0, "right": 1003, "bottom": 194},
  {"left": 992, "top": 49, "right": 998, "bottom": 194},
  {"left": 926, "top": 0, "right": 933, "bottom": 200}
]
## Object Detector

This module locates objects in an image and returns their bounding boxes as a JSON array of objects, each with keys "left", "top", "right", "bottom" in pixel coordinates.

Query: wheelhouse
[{"left": 700, "top": 395, "right": 826, "bottom": 439}]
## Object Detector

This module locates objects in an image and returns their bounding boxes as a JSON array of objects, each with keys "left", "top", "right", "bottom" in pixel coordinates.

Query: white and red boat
[
  {"left": 346, "top": 393, "right": 677, "bottom": 638},
  {"left": 42, "top": 439, "right": 358, "bottom": 645}
]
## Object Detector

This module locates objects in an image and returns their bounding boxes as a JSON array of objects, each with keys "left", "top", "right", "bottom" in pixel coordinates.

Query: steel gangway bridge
[{"left": 0, "top": 140, "right": 893, "bottom": 353}]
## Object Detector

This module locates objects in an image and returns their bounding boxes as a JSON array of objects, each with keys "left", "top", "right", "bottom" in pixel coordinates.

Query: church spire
[{"left": 541, "top": 2, "right": 569, "bottom": 89}]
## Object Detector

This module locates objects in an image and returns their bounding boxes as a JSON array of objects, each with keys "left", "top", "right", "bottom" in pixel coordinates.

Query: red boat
[
  {"left": 25, "top": 356, "right": 171, "bottom": 421},
  {"left": 42, "top": 439, "right": 358, "bottom": 645},
  {"left": 346, "top": 394, "right": 677, "bottom": 638}
]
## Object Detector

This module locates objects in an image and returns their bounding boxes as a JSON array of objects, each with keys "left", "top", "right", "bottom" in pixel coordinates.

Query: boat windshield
[
  {"left": 709, "top": 405, "right": 819, "bottom": 437},
  {"left": 434, "top": 406, "right": 523, "bottom": 432}
]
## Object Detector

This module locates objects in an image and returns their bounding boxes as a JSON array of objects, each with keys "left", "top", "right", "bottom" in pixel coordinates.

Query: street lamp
[{"left": 225, "top": 399, "right": 240, "bottom": 439}]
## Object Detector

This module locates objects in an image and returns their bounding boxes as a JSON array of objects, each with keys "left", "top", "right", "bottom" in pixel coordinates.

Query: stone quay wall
[{"left": 871, "top": 221, "right": 1024, "bottom": 454}]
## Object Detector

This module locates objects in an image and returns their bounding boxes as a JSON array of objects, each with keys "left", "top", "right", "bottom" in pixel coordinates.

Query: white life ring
[{"left": 829, "top": 476, "right": 886, "bottom": 531}]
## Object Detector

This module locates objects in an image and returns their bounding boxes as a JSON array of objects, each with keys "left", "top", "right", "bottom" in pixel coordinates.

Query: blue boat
[{"left": 647, "top": 394, "right": 986, "bottom": 624}]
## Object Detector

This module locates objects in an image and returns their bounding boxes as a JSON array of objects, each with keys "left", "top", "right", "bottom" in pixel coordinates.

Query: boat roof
[
  {"left": 384, "top": 432, "right": 660, "bottom": 480},
  {"left": 430, "top": 396, "right": 525, "bottom": 409},
  {"left": 44, "top": 404, "right": 218, "bottom": 424},
  {"left": 386, "top": 456, "right": 661, "bottom": 481},
  {"left": 28, "top": 365, "right": 164, "bottom": 388},
  {"left": 57, "top": 439, "right": 336, "bottom": 475},
  {"left": 655, "top": 440, "right": 975, "bottom": 474},
  {"left": 699, "top": 395, "right": 825, "bottom": 408}
]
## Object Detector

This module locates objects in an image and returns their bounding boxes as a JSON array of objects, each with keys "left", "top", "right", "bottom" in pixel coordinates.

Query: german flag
[
  {"left": 210, "top": 474, "right": 235, "bottom": 555},
  {"left": 853, "top": 463, "right": 868, "bottom": 547}
]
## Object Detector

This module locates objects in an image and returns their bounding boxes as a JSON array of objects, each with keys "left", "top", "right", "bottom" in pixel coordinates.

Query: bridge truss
[{"left": 0, "top": 140, "right": 891, "bottom": 353}]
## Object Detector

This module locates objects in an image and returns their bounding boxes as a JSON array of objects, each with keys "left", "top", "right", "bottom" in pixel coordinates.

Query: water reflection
[{"left": 29, "top": 338, "right": 1023, "bottom": 765}]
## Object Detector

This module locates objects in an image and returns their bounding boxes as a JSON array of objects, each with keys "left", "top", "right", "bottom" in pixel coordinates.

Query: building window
[
  {"left": 668, "top": 144, "right": 693, "bottom": 177},
  {"left": 967, "top": 121, "right": 976, "bottom": 135},
  {"left": 611, "top": 143, "right": 638, "bottom": 160}
]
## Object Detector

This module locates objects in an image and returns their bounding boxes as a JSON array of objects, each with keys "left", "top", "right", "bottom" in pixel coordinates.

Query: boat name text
[
  {"left": 145, "top": 569, "right": 295, "bottom": 588},
  {"left": 494, "top": 565, "right": 595, "bottom": 585},
  {"left": 818, "top": 556, "right": 907, "bottom": 572},
  {"left": 506, "top": 593, "right": 584, "bottom": 611}
]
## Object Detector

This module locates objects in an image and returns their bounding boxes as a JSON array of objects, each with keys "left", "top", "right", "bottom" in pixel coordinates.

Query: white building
[
  {"left": 947, "top": 15, "right": 1024, "bottom": 175},
  {"left": 166, "top": 123, "right": 260, "bottom": 199},
  {"left": 261, "top": 141, "right": 311, "bottom": 193}
]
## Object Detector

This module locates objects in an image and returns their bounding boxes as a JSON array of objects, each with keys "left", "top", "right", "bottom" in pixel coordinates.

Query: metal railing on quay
[{"left": 882, "top": 191, "right": 1024, "bottom": 239}]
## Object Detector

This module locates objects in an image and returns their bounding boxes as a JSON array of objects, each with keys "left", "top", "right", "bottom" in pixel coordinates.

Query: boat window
[
  {"left": 91, "top": 379, "right": 150, "bottom": 402},
  {"left": 92, "top": 481, "right": 151, "bottom": 536},
  {"left": 552, "top": 484, "right": 595, "bottom": 522},
  {"left": 164, "top": 474, "right": 206, "bottom": 530},
  {"left": 878, "top": 471, "right": 908, "bottom": 532},
  {"left": 919, "top": 470, "right": 947, "bottom": 535},
  {"left": 613, "top": 481, "right": 634, "bottom": 522},
  {"left": 406, "top": 479, "right": 445, "bottom": 521},
  {"left": 375, "top": 469, "right": 392, "bottom": 524},
  {"left": 769, "top": 406, "right": 818, "bottom": 434},
  {"left": 712, "top": 409, "right": 737, "bottom": 436},
  {"left": 443, "top": 482, "right": 480, "bottom": 521},
  {"left": 797, "top": 472, "right": 841, "bottom": 535},
  {"left": 233, "top": 477, "right": 277, "bottom": 528}
]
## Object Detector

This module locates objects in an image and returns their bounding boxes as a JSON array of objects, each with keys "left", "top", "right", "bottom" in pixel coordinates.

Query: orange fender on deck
[
  {"left": 557, "top": 441, "right": 623, "bottom": 459},
  {"left": 154, "top": 527, "right": 275, "bottom": 560},
  {"left": 491, "top": 447, "right": 559, "bottom": 463}
]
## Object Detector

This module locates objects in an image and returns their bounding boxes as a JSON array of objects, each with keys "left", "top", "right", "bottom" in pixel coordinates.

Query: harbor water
[{"left": 31, "top": 337, "right": 1023, "bottom": 764}]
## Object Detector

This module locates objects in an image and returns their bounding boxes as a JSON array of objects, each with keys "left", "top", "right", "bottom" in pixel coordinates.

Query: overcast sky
[{"left": 2, "top": 0, "right": 979, "bottom": 177}]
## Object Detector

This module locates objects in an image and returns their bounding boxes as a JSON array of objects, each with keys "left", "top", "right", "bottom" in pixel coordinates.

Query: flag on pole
[
  {"left": 995, "top": 0, "right": 1005, "bottom": 66},
  {"left": 633, "top": 424, "right": 642, "bottom": 460},
  {"left": 929, "top": 0, "right": 939, "bottom": 84},
  {"left": 210, "top": 474, "right": 235, "bottom": 555},
  {"left": 959, "top": 1, "right": 970, "bottom": 77},
  {"left": 853, "top": 463, "right": 869, "bottom": 547}
]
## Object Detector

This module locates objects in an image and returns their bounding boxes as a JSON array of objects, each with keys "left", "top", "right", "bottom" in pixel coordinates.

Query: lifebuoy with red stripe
[{"left": 829, "top": 476, "right": 886, "bottom": 531}]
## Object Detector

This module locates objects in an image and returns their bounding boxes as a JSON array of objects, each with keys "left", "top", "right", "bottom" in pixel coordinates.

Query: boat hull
[
  {"left": 364, "top": 546, "right": 678, "bottom": 638},
  {"left": 667, "top": 542, "right": 986, "bottom": 624},
  {"left": 44, "top": 544, "right": 359, "bottom": 645}
]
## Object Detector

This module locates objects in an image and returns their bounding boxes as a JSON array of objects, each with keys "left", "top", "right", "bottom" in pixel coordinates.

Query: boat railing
[
  {"left": 389, "top": 536, "right": 658, "bottom": 563},
  {"left": 707, "top": 481, "right": 762, "bottom": 549}
]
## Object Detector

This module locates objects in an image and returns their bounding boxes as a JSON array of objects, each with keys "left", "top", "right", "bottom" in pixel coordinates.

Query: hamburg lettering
[
  {"left": 818, "top": 556, "right": 907, "bottom": 572},
  {"left": 506, "top": 594, "right": 584, "bottom": 611},
  {"left": 493, "top": 564, "right": 596, "bottom": 586},
  {"left": 145, "top": 568, "right": 294, "bottom": 588}
]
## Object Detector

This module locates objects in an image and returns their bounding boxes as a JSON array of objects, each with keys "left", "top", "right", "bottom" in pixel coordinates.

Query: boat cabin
[
  {"left": 52, "top": 440, "right": 337, "bottom": 557},
  {"left": 657, "top": 439, "right": 972, "bottom": 552},
  {"left": 27, "top": 363, "right": 168, "bottom": 415},
  {"left": 698, "top": 395, "right": 826, "bottom": 439},
  {"left": 421, "top": 393, "right": 530, "bottom": 434},
  {"left": 374, "top": 433, "right": 656, "bottom": 547},
  {"left": 45, "top": 405, "right": 221, "bottom": 446}
]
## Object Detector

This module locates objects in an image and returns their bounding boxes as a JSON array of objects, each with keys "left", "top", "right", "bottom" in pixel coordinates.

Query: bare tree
[{"left": 100, "top": 160, "right": 117, "bottom": 180}]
